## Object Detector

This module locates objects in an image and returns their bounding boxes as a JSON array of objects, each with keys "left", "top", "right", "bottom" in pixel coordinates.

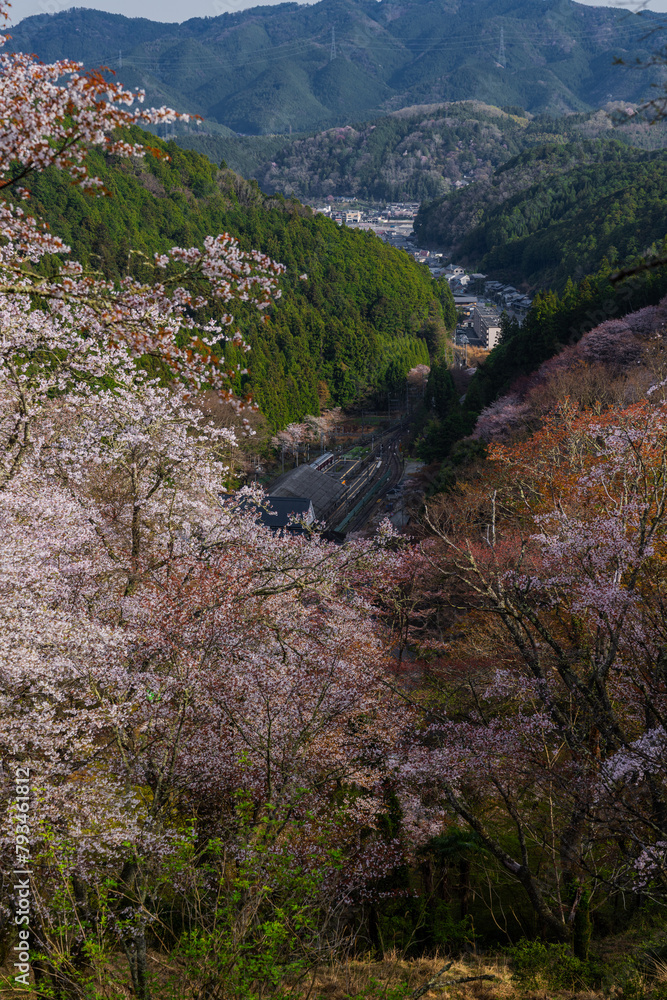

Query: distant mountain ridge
[{"left": 6, "top": 0, "right": 663, "bottom": 135}]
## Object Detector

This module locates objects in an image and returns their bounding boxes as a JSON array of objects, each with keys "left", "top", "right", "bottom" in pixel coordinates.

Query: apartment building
[{"left": 472, "top": 304, "right": 502, "bottom": 349}]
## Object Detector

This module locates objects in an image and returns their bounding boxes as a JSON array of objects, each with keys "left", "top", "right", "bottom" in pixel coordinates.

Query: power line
[
  {"left": 86, "top": 15, "right": 657, "bottom": 74},
  {"left": 82, "top": 16, "right": 660, "bottom": 82}
]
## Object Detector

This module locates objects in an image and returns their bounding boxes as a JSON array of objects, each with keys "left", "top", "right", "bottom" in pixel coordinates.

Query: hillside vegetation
[
  {"left": 415, "top": 249, "right": 667, "bottom": 476},
  {"left": 25, "top": 130, "right": 447, "bottom": 427},
  {"left": 3, "top": 33, "right": 667, "bottom": 1000},
  {"left": 7, "top": 0, "right": 663, "bottom": 135},
  {"left": 415, "top": 139, "right": 667, "bottom": 291},
  {"left": 181, "top": 103, "right": 667, "bottom": 205},
  {"left": 183, "top": 102, "right": 533, "bottom": 203}
]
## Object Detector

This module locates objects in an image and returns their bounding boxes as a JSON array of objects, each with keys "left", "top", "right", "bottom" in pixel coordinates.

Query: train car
[{"left": 309, "top": 452, "right": 335, "bottom": 473}]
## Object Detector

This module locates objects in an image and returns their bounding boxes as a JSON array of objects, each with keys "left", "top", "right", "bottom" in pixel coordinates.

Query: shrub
[{"left": 508, "top": 939, "right": 599, "bottom": 991}]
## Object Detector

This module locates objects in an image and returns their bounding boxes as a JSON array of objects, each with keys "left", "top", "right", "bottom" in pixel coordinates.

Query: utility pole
[
  {"left": 498, "top": 27, "right": 506, "bottom": 68},
  {"left": 118, "top": 50, "right": 123, "bottom": 70},
  {"left": 330, "top": 26, "right": 337, "bottom": 61}
]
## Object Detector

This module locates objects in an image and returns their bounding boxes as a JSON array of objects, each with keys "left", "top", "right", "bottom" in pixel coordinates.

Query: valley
[{"left": 3, "top": 6, "right": 667, "bottom": 999}]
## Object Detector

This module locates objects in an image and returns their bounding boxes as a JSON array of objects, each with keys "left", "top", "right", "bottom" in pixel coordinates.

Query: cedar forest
[{"left": 1, "top": 7, "right": 667, "bottom": 1000}]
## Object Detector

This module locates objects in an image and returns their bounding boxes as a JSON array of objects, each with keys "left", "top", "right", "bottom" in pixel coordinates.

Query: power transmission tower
[
  {"left": 118, "top": 50, "right": 123, "bottom": 69},
  {"left": 497, "top": 27, "right": 506, "bottom": 68},
  {"left": 330, "top": 26, "right": 337, "bottom": 61}
]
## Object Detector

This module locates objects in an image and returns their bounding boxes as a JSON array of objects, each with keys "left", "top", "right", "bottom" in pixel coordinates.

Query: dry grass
[
  {"left": 0, "top": 952, "right": 513, "bottom": 1000},
  {"left": 653, "top": 960, "right": 667, "bottom": 984},
  {"left": 466, "top": 347, "right": 490, "bottom": 368},
  {"left": 300, "top": 953, "right": 514, "bottom": 1000},
  {"left": 2, "top": 946, "right": 665, "bottom": 1000}
]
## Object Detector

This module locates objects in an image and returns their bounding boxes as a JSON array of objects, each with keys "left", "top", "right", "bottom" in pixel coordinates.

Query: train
[{"left": 309, "top": 452, "right": 335, "bottom": 473}]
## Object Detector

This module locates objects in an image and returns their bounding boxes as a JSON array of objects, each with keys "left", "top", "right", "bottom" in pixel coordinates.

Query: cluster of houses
[
  {"left": 385, "top": 202, "right": 421, "bottom": 216},
  {"left": 310, "top": 202, "right": 535, "bottom": 345},
  {"left": 442, "top": 269, "right": 534, "bottom": 349},
  {"left": 484, "top": 279, "right": 533, "bottom": 317},
  {"left": 439, "top": 263, "right": 488, "bottom": 294},
  {"left": 412, "top": 249, "right": 446, "bottom": 275},
  {"left": 313, "top": 207, "right": 364, "bottom": 225},
  {"left": 313, "top": 202, "right": 420, "bottom": 231},
  {"left": 382, "top": 228, "right": 416, "bottom": 250}
]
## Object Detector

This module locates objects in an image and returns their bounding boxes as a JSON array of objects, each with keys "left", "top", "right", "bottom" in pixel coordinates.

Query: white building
[{"left": 472, "top": 304, "right": 502, "bottom": 349}]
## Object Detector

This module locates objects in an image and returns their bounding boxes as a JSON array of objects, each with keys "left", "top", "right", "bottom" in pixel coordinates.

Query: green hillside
[
  {"left": 415, "top": 138, "right": 667, "bottom": 291},
  {"left": 24, "top": 130, "right": 446, "bottom": 428},
  {"left": 463, "top": 148, "right": 667, "bottom": 290},
  {"left": 186, "top": 102, "right": 532, "bottom": 203},
  {"left": 7, "top": 0, "right": 664, "bottom": 136},
  {"left": 416, "top": 251, "right": 667, "bottom": 469},
  {"left": 467, "top": 255, "right": 667, "bottom": 413}
]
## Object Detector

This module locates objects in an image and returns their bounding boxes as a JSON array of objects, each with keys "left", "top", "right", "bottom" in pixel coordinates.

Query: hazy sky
[{"left": 5, "top": 0, "right": 667, "bottom": 28}]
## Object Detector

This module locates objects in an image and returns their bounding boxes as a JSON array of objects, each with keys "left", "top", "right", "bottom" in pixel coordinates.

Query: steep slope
[
  {"left": 470, "top": 295, "right": 667, "bottom": 444},
  {"left": 415, "top": 139, "right": 667, "bottom": 291},
  {"left": 24, "top": 129, "right": 446, "bottom": 428},
  {"left": 7, "top": 0, "right": 663, "bottom": 135},
  {"left": 415, "top": 252, "right": 667, "bottom": 469}
]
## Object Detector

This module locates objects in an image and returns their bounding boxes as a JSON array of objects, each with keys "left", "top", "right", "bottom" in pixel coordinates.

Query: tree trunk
[
  {"left": 122, "top": 924, "right": 151, "bottom": 1000},
  {"left": 458, "top": 858, "right": 471, "bottom": 919},
  {"left": 572, "top": 888, "right": 592, "bottom": 961}
]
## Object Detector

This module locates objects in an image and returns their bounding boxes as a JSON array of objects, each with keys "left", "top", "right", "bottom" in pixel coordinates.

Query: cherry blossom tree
[
  {"left": 271, "top": 421, "right": 308, "bottom": 466},
  {"left": 0, "top": 490, "right": 410, "bottom": 995},
  {"left": 271, "top": 409, "right": 344, "bottom": 468},
  {"left": 411, "top": 392, "right": 667, "bottom": 949},
  {"left": 304, "top": 407, "right": 343, "bottom": 444},
  {"left": 0, "top": 16, "right": 413, "bottom": 997},
  {"left": 0, "top": 6, "right": 285, "bottom": 480},
  {"left": 0, "top": 333, "right": 406, "bottom": 998},
  {"left": 0, "top": 370, "right": 411, "bottom": 996}
]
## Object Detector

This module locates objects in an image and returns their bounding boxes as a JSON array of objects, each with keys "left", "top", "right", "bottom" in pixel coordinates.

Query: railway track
[
  {"left": 328, "top": 431, "right": 405, "bottom": 536},
  {"left": 343, "top": 440, "right": 404, "bottom": 534}
]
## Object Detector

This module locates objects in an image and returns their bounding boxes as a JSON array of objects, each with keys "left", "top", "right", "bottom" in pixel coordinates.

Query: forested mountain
[
  {"left": 4, "top": 33, "right": 667, "bottom": 999},
  {"left": 24, "top": 129, "right": 446, "bottom": 428},
  {"left": 415, "top": 139, "right": 667, "bottom": 291},
  {"left": 181, "top": 102, "right": 667, "bottom": 206},
  {"left": 180, "top": 101, "right": 533, "bottom": 203},
  {"left": 461, "top": 148, "right": 667, "bottom": 290},
  {"left": 7, "top": 0, "right": 663, "bottom": 136}
]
